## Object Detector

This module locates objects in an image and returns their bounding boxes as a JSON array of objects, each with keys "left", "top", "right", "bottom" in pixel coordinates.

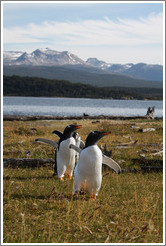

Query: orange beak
[
  {"left": 102, "top": 132, "right": 111, "bottom": 135},
  {"left": 75, "top": 125, "right": 82, "bottom": 129}
]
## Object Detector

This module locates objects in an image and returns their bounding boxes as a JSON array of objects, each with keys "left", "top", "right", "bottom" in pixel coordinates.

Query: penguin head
[
  {"left": 63, "top": 124, "right": 82, "bottom": 138},
  {"left": 55, "top": 125, "right": 82, "bottom": 149},
  {"left": 85, "top": 131, "right": 111, "bottom": 148}
]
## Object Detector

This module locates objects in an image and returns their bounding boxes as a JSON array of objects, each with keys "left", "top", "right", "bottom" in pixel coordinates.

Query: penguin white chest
[
  {"left": 57, "top": 137, "right": 76, "bottom": 178},
  {"left": 74, "top": 145, "right": 102, "bottom": 196}
]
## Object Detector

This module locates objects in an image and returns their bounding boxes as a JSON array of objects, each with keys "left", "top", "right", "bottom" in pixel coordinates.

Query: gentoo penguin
[
  {"left": 73, "top": 131, "right": 119, "bottom": 199},
  {"left": 53, "top": 124, "right": 82, "bottom": 181},
  {"left": 35, "top": 130, "right": 84, "bottom": 176},
  {"left": 52, "top": 130, "right": 84, "bottom": 174}
]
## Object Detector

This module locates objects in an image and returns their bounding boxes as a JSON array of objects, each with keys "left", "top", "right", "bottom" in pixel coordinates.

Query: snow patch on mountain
[{"left": 3, "top": 51, "right": 24, "bottom": 65}]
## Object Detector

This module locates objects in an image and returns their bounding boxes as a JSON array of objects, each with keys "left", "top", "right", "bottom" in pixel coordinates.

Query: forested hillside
[
  {"left": 3, "top": 75, "right": 162, "bottom": 100},
  {"left": 3, "top": 65, "right": 163, "bottom": 89}
]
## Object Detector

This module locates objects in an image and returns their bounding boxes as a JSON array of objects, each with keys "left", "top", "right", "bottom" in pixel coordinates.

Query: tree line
[{"left": 3, "top": 75, "right": 163, "bottom": 100}]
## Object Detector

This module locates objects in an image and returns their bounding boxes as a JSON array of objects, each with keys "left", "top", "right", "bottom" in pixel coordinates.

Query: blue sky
[{"left": 2, "top": 1, "right": 164, "bottom": 64}]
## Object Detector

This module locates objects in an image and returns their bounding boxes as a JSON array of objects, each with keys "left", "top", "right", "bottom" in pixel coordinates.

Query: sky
[{"left": 2, "top": 1, "right": 164, "bottom": 65}]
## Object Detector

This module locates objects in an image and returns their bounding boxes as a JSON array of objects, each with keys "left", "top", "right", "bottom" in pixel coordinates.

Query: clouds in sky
[{"left": 3, "top": 2, "right": 164, "bottom": 64}]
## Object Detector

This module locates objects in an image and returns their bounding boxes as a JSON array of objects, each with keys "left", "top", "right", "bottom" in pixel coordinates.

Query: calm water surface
[{"left": 3, "top": 96, "right": 163, "bottom": 117}]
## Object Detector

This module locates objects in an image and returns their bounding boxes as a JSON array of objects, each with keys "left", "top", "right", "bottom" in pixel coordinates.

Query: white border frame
[{"left": 1, "top": 1, "right": 165, "bottom": 245}]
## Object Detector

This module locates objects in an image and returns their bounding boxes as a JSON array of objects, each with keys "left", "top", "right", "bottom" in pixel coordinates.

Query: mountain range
[
  {"left": 86, "top": 58, "right": 163, "bottom": 82},
  {"left": 3, "top": 48, "right": 85, "bottom": 66},
  {"left": 3, "top": 48, "right": 163, "bottom": 88}
]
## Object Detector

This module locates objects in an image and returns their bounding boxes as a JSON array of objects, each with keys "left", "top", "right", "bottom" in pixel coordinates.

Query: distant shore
[{"left": 3, "top": 115, "right": 163, "bottom": 121}]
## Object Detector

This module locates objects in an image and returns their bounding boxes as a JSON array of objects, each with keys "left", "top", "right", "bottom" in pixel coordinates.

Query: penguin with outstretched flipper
[{"left": 70, "top": 131, "right": 121, "bottom": 199}]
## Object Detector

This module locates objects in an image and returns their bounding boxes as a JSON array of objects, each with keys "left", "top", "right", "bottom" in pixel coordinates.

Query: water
[{"left": 3, "top": 96, "right": 163, "bottom": 117}]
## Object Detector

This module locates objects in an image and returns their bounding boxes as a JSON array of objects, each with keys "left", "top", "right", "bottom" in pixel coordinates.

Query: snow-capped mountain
[
  {"left": 3, "top": 48, "right": 85, "bottom": 66},
  {"left": 86, "top": 58, "right": 163, "bottom": 81},
  {"left": 3, "top": 51, "right": 24, "bottom": 64},
  {"left": 86, "top": 58, "right": 112, "bottom": 70},
  {"left": 86, "top": 58, "right": 133, "bottom": 71},
  {"left": 3, "top": 48, "right": 163, "bottom": 81}
]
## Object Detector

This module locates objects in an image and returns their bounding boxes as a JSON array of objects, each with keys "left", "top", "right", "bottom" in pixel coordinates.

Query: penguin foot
[
  {"left": 67, "top": 174, "right": 72, "bottom": 180},
  {"left": 59, "top": 177, "right": 64, "bottom": 181},
  {"left": 91, "top": 194, "right": 96, "bottom": 200}
]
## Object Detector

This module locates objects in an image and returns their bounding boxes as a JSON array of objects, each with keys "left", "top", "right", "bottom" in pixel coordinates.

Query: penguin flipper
[
  {"left": 35, "top": 138, "right": 58, "bottom": 149},
  {"left": 80, "top": 140, "right": 85, "bottom": 149},
  {"left": 69, "top": 144, "right": 81, "bottom": 154},
  {"left": 52, "top": 130, "right": 63, "bottom": 138},
  {"left": 102, "top": 154, "right": 121, "bottom": 174}
]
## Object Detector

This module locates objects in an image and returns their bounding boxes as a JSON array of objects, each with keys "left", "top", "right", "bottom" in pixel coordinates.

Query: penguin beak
[
  {"left": 75, "top": 125, "right": 82, "bottom": 129},
  {"left": 102, "top": 132, "right": 111, "bottom": 136}
]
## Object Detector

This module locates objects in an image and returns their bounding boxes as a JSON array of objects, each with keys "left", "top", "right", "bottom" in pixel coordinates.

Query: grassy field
[{"left": 3, "top": 118, "right": 163, "bottom": 243}]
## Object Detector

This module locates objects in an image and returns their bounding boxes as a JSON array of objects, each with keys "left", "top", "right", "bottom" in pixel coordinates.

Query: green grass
[
  {"left": 3, "top": 119, "right": 163, "bottom": 243},
  {"left": 3, "top": 168, "right": 163, "bottom": 243}
]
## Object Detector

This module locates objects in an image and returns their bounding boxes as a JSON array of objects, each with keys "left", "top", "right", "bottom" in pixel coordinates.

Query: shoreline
[
  {"left": 4, "top": 95, "right": 163, "bottom": 101},
  {"left": 3, "top": 115, "right": 163, "bottom": 121}
]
